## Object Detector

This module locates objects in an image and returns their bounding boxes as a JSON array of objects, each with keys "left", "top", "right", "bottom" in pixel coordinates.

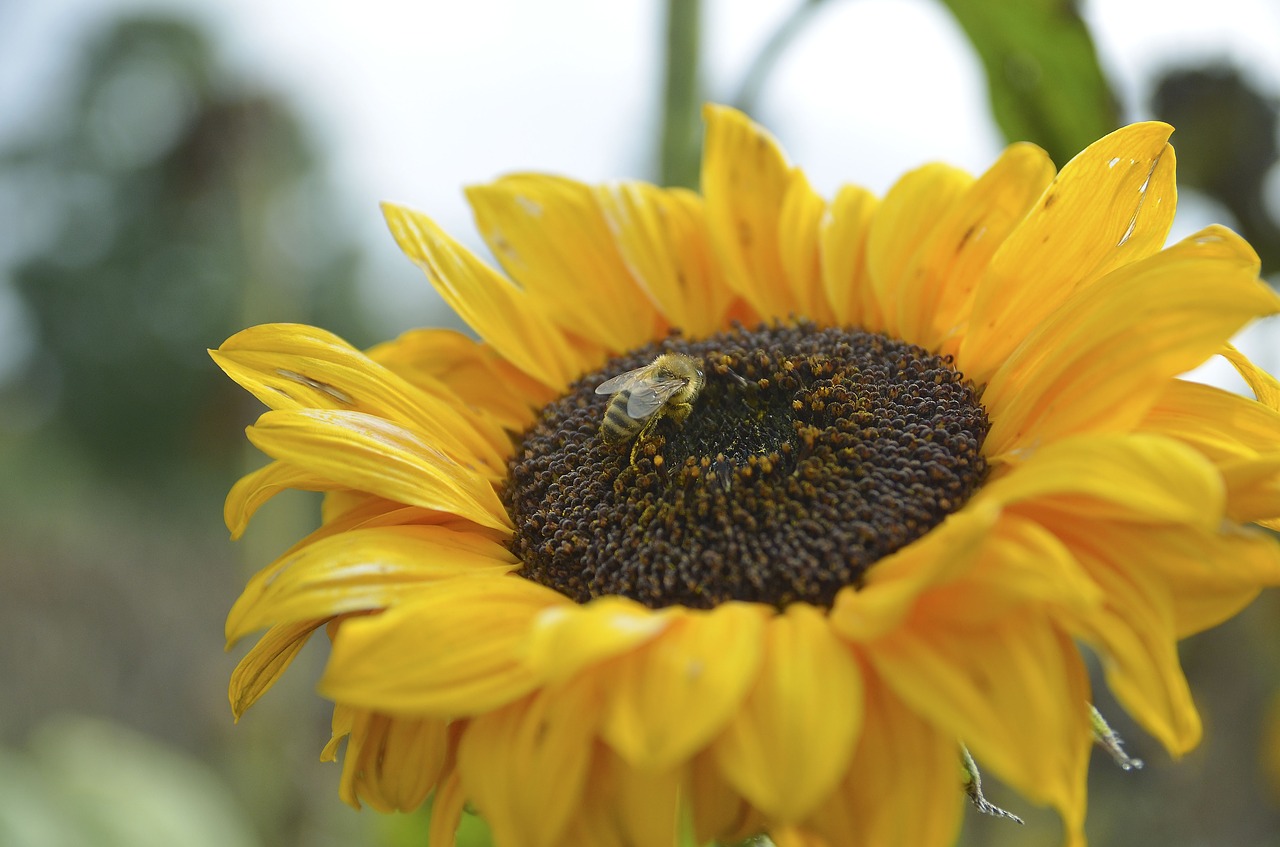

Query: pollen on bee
[{"left": 653, "top": 455, "right": 664, "bottom": 468}]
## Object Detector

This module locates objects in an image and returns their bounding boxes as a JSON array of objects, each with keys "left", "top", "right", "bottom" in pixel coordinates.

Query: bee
[{"left": 595, "top": 352, "right": 705, "bottom": 462}]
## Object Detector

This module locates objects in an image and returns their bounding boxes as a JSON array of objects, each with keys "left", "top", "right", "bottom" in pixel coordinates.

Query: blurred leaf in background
[
  {"left": 1151, "top": 64, "right": 1280, "bottom": 274},
  {"left": 0, "top": 13, "right": 377, "bottom": 847},
  {"left": 0, "top": 715, "right": 261, "bottom": 847},
  {"left": 0, "top": 16, "right": 369, "bottom": 488},
  {"left": 940, "top": 0, "right": 1118, "bottom": 166}
]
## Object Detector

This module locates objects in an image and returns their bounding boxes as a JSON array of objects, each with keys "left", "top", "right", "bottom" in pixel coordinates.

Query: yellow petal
[
  {"left": 1141, "top": 378, "right": 1280, "bottom": 462},
  {"left": 954, "top": 512, "right": 1102, "bottom": 624},
  {"left": 982, "top": 433, "right": 1224, "bottom": 530},
  {"left": 701, "top": 104, "right": 801, "bottom": 320},
  {"left": 466, "top": 174, "right": 662, "bottom": 351},
  {"left": 1155, "top": 524, "right": 1280, "bottom": 638},
  {"left": 456, "top": 677, "right": 600, "bottom": 847},
  {"left": 225, "top": 525, "right": 517, "bottom": 644},
  {"left": 366, "top": 327, "right": 554, "bottom": 434},
  {"left": 819, "top": 184, "right": 878, "bottom": 327},
  {"left": 382, "top": 202, "right": 588, "bottom": 388},
  {"left": 321, "top": 702, "right": 355, "bottom": 762},
  {"left": 593, "top": 182, "right": 735, "bottom": 337},
  {"left": 804, "top": 680, "right": 963, "bottom": 847},
  {"left": 908, "top": 142, "right": 1057, "bottom": 353},
  {"left": 224, "top": 460, "right": 340, "bottom": 539},
  {"left": 601, "top": 602, "right": 769, "bottom": 770},
  {"left": 1066, "top": 543, "right": 1201, "bottom": 755},
  {"left": 246, "top": 408, "right": 513, "bottom": 533},
  {"left": 526, "top": 596, "right": 671, "bottom": 683},
  {"left": 829, "top": 500, "right": 1001, "bottom": 642},
  {"left": 865, "top": 162, "right": 974, "bottom": 341},
  {"left": 1220, "top": 453, "right": 1280, "bottom": 525},
  {"left": 228, "top": 619, "right": 325, "bottom": 720},
  {"left": 427, "top": 769, "right": 466, "bottom": 847},
  {"left": 214, "top": 323, "right": 510, "bottom": 475},
  {"left": 1222, "top": 342, "right": 1280, "bottom": 411},
  {"left": 336, "top": 710, "right": 448, "bottom": 812},
  {"left": 961, "top": 122, "right": 1177, "bottom": 382},
  {"left": 866, "top": 608, "right": 1090, "bottom": 839},
  {"left": 712, "top": 604, "right": 863, "bottom": 822},
  {"left": 688, "top": 748, "right": 760, "bottom": 845},
  {"left": 319, "top": 575, "right": 569, "bottom": 714},
  {"left": 777, "top": 169, "right": 833, "bottom": 322},
  {"left": 572, "top": 746, "right": 683, "bottom": 847},
  {"left": 982, "top": 226, "right": 1279, "bottom": 455}
]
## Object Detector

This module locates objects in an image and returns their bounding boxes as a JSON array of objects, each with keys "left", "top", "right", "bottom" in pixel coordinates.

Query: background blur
[{"left": 2, "top": 1, "right": 1280, "bottom": 845}]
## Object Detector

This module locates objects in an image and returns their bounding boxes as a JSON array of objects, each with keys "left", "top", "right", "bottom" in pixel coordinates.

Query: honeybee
[{"left": 595, "top": 352, "right": 705, "bottom": 461}]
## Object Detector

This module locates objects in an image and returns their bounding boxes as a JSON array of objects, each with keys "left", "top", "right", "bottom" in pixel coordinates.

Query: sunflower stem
[
  {"left": 1090, "top": 703, "right": 1145, "bottom": 771},
  {"left": 961, "top": 744, "right": 1025, "bottom": 825},
  {"left": 731, "top": 0, "right": 829, "bottom": 115},
  {"left": 660, "top": 0, "right": 703, "bottom": 189}
]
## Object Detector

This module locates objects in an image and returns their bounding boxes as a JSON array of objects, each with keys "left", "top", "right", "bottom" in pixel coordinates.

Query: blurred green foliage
[
  {"left": 1152, "top": 65, "right": 1280, "bottom": 272},
  {"left": 940, "top": 0, "right": 1117, "bottom": 167},
  {"left": 1, "top": 17, "right": 368, "bottom": 481}
]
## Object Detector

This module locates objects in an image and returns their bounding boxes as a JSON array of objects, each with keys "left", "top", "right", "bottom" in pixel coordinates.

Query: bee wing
[
  {"left": 626, "top": 377, "right": 686, "bottom": 418},
  {"left": 595, "top": 365, "right": 650, "bottom": 395}
]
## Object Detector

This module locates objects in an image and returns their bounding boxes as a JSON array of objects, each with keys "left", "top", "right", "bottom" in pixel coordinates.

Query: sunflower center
[{"left": 504, "top": 323, "right": 990, "bottom": 609}]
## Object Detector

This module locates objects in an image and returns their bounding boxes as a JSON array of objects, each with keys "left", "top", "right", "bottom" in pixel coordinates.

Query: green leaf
[{"left": 939, "top": 0, "right": 1118, "bottom": 165}]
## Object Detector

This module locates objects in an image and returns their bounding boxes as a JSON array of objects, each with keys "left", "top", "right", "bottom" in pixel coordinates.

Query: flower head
[{"left": 216, "top": 105, "right": 1280, "bottom": 846}]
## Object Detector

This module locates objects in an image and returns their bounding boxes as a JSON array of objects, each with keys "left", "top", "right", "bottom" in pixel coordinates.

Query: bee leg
[
  {"left": 667, "top": 403, "right": 694, "bottom": 425},
  {"left": 629, "top": 416, "right": 661, "bottom": 466}
]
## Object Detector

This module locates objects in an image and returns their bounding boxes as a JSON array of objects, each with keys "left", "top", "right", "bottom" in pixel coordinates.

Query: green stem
[
  {"left": 660, "top": 0, "right": 702, "bottom": 189},
  {"left": 732, "top": 0, "right": 828, "bottom": 116}
]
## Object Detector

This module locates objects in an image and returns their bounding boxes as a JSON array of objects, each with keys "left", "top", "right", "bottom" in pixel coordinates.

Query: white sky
[{"left": 1, "top": 0, "right": 1279, "bottom": 381}]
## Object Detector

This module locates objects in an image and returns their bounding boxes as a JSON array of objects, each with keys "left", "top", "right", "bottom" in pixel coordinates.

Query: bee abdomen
[{"left": 601, "top": 392, "right": 642, "bottom": 443}]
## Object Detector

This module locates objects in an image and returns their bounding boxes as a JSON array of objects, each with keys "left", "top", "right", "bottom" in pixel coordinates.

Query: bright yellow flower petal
[
  {"left": 829, "top": 501, "right": 1001, "bottom": 642},
  {"left": 913, "top": 142, "right": 1056, "bottom": 353},
  {"left": 819, "top": 184, "right": 878, "bottom": 327},
  {"left": 867, "top": 606, "right": 1090, "bottom": 841},
  {"left": 777, "top": 168, "right": 833, "bottom": 323},
  {"left": 456, "top": 677, "right": 600, "bottom": 847},
  {"left": 701, "top": 104, "right": 802, "bottom": 319},
  {"left": 687, "top": 747, "right": 761, "bottom": 845},
  {"left": 804, "top": 679, "right": 965, "bottom": 847},
  {"left": 228, "top": 619, "right": 325, "bottom": 720},
  {"left": 600, "top": 602, "right": 768, "bottom": 770},
  {"left": 427, "top": 770, "right": 467, "bottom": 847},
  {"left": 525, "top": 596, "right": 671, "bottom": 683},
  {"left": 593, "top": 182, "right": 737, "bottom": 338},
  {"left": 319, "top": 576, "right": 568, "bottom": 714},
  {"left": 224, "top": 459, "right": 340, "bottom": 539},
  {"left": 1069, "top": 542, "right": 1201, "bottom": 755},
  {"left": 383, "top": 202, "right": 589, "bottom": 388},
  {"left": 571, "top": 746, "right": 683, "bottom": 847},
  {"left": 213, "top": 322, "right": 510, "bottom": 476},
  {"left": 712, "top": 604, "right": 863, "bottom": 823},
  {"left": 336, "top": 710, "right": 449, "bottom": 812},
  {"left": 365, "top": 327, "right": 553, "bottom": 435},
  {"left": 865, "top": 162, "right": 973, "bottom": 340},
  {"left": 225, "top": 525, "right": 516, "bottom": 644},
  {"left": 1142, "top": 379, "right": 1280, "bottom": 462},
  {"left": 983, "top": 226, "right": 1279, "bottom": 455},
  {"left": 982, "top": 433, "right": 1224, "bottom": 529},
  {"left": 962, "top": 122, "right": 1177, "bottom": 382},
  {"left": 245, "top": 408, "right": 513, "bottom": 533},
  {"left": 467, "top": 174, "right": 663, "bottom": 352},
  {"left": 1223, "top": 342, "right": 1280, "bottom": 411}
]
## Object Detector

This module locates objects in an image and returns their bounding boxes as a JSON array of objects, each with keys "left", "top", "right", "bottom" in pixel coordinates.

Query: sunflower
[{"left": 215, "top": 105, "right": 1280, "bottom": 847}]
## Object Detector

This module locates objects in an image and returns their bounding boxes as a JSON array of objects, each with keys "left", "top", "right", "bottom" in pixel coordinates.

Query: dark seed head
[{"left": 503, "top": 322, "right": 990, "bottom": 609}]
